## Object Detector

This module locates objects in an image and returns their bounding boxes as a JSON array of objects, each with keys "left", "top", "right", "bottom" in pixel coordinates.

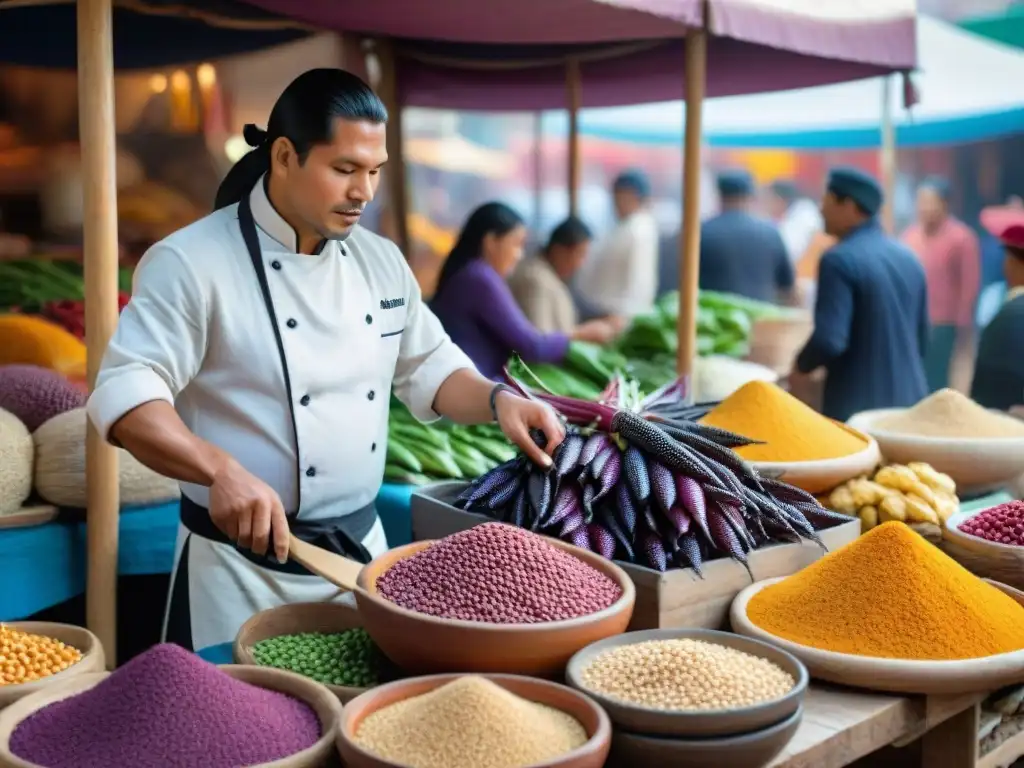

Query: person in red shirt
[{"left": 901, "top": 176, "right": 980, "bottom": 393}]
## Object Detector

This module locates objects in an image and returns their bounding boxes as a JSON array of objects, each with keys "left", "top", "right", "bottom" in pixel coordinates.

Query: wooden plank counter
[{"left": 769, "top": 686, "right": 986, "bottom": 768}]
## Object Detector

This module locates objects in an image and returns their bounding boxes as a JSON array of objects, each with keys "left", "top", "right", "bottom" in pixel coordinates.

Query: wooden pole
[
  {"left": 376, "top": 39, "right": 410, "bottom": 257},
  {"left": 533, "top": 111, "right": 544, "bottom": 233},
  {"left": 566, "top": 57, "right": 581, "bottom": 216},
  {"left": 676, "top": 30, "right": 707, "bottom": 377},
  {"left": 880, "top": 75, "right": 897, "bottom": 234},
  {"left": 78, "top": 0, "right": 120, "bottom": 668}
]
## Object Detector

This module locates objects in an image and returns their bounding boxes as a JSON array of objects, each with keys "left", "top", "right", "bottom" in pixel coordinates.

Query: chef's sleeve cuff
[
  {"left": 402, "top": 344, "right": 476, "bottom": 423},
  {"left": 86, "top": 365, "right": 175, "bottom": 442}
]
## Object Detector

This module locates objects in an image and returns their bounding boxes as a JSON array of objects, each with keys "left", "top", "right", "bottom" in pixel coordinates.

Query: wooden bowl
[
  {"left": 0, "top": 623, "right": 105, "bottom": 710},
  {"left": 234, "top": 601, "right": 399, "bottom": 704},
  {"left": 847, "top": 408, "right": 1024, "bottom": 495},
  {"left": 751, "top": 431, "right": 880, "bottom": 495},
  {"left": 607, "top": 705, "right": 802, "bottom": 767},
  {"left": 730, "top": 577, "right": 1024, "bottom": 695},
  {"left": 0, "top": 665, "right": 342, "bottom": 768},
  {"left": 352, "top": 536, "right": 635, "bottom": 676},
  {"left": 337, "top": 673, "right": 611, "bottom": 768},
  {"left": 942, "top": 508, "right": 1024, "bottom": 592},
  {"left": 565, "top": 628, "right": 807, "bottom": 737}
]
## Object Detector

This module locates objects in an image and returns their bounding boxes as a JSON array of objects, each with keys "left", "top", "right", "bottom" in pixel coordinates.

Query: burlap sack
[
  {"left": 33, "top": 408, "right": 179, "bottom": 508},
  {"left": 0, "top": 407, "right": 33, "bottom": 515}
]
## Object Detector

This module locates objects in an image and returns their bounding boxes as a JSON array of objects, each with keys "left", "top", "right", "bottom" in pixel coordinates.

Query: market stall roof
[
  {"left": 959, "top": 4, "right": 1024, "bottom": 50},
  {"left": 240, "top": 0, "right": 917, "bottom": 109},
  {"left": 553, "top": 16, "right": 1024, "bottom": 148},
  {"left": 0, "top": 0, "right": 312, "bottom": 69}
]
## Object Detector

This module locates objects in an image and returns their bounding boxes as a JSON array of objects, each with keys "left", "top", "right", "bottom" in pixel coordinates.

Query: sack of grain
[
  {"left": 0, "top": 406, "right": 33, "bottom": 515},
  {"left": 33, "top": 408, "right": 179, "bottom": 507}
]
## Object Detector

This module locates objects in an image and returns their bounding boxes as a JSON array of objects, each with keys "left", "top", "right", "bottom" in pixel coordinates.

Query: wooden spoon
[{"left": 287, "top": 535, "right": 363, "bottom": 592}]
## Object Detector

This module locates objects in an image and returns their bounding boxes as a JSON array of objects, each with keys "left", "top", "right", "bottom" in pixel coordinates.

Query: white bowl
[
  {"left": 751, "top": 433, "right": 880, "bottom": 495},
  {"left": 847, "top": 408, "right": 1024, "bottom": 496}
]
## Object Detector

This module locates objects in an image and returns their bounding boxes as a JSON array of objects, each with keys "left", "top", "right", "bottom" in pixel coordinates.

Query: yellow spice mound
[
  {"left": 354, "top": 676, "right": 588, "bottom": 768},
  {"left": 700, "top": 380, "right": 867, "bottom": 462},
  {"left": 878, "top": 388, "right": 1024, "bottom": 439},
  {"left": 747, "top": 522, "right": 1024, "bottom": 661}
]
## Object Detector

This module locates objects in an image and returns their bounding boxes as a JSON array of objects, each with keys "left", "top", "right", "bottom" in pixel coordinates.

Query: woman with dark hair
[
  {"left": 85, "top": 70, "right": 563, "bottom": 656},
  {"left": 432, "top": 203, "right": 616, "bottom": 379}
]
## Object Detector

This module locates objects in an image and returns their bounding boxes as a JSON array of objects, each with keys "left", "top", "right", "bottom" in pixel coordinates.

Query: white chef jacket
[
  {"left": 86, "top": 177, "right": 474, "bottom": 652},
  {"left": 574, "top": 208, "right": 659, "bottom": 318}
]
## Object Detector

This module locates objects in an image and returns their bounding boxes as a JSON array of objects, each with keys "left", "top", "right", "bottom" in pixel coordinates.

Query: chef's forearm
[
  {"left": 431, "top": 368, "right": 499, "bottom": 425},
  {"left": 110, "top": 400, "right": 234, "bottom": 487}
]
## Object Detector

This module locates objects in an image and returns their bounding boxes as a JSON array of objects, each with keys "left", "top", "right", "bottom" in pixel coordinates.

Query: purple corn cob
[
  {"left": 547, "top": 483, "right": 580, "bottom": 528},
  {"left": 488, "top": 474, "right": 523, "bottom": 509},
  {"left": 554, "top": 433, "right": 585, "bottom": 476},
  {"left": 560, "top": 508, "right": 586, "bottom": 538},
  {"left": 678, "top": 532, "right": 704, "bottom": 577},
  {"left": 624, "top": 445, "right": 651, "bottom": 503},
  {"left": 579, "top": 433, "right": 610, "bottom": 467},
  {"left": 591, "top": 444, "right": 616, "bottom": 478},
  {"left": 582, "top": 482, "right": 597, "bottom": 521},
  {"left": 648, "top": 460, "right": 677, "bottom": 514},
  {"left": 602, "top": 508, "right": 634, "bottom": 561},
  {"left": 592, "top": 448, "right": 621, "bottom": 505},
  {"left": 643, "top": 505, "right": 659, "bottom": 533},
  {"left": 665, "top": 506, "right": 692, "bottom": 537},
  {"left": 511, "top": 489, "right": 528, "bottom": 527},
  {"left": 616, "top": 481, "right": 637, "bottom": 535},
  {"left": 641, "top": 532, "right": 668, "bottom": 572},
  {"left": 588, "top": 523, "right": 617, "bottom": 560},
  {"left": 568, "top": 522, "right": 591, "bottom": 551},
  {"left": 676, "top": 475, "right": 712, "bottom": 541},
  {"left": 708, "top": 505, "right": 753, "bottom": 580}
]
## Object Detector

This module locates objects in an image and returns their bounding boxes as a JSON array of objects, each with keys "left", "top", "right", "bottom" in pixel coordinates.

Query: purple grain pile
[
  {"left": 377, "top": 522, "right": 624, "bottom": 623},
  {"left": 10, "top": 643, "right": 321, "bottom": 768}
]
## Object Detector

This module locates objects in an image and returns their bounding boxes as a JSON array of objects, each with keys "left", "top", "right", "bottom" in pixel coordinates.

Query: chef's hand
[
  {"left": 494, "top": 391, "right": 566, "bottom": 470},
  {"left": 209, "top": 459, "right": 290, "bottom": 563}
]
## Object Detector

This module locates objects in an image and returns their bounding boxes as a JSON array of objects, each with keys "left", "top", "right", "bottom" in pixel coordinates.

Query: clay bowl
[
  {"left": 337, "top": 673, "right": 611, "bottom": 768},
  {"left": 566, "top": 628, "right": 807, "bottom": 737},
  {"left": 750, "top": 429, "right": 880, "bottom": 495},
  {"left": 847, "top": 408, "right": 1024, "bottom": 495},
  {"left": 730, "top": 577, "right": 1024, "bottom": 695},
  {"left": 0, "top": 665, "right": 342, "bottom": 768},
  {"left": 608, "top": 705, "right": 802, "bottom": 768},
  {"left": 0, "top": 623, "right": 106, "bottom": 710},
  {"left": 352, "top": 534, "right": 635, "bottom": 676},
  {"left": 234, "top": 601, "right": 402, "bottom": 704},
  {"left": 942, "top": 508, "right": 1024, "bottom": 592}
]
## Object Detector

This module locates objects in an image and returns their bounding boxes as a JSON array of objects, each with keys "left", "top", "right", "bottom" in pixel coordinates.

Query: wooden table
[{"left": 769, "top": 685, "right": 1016, "bottom": 768}]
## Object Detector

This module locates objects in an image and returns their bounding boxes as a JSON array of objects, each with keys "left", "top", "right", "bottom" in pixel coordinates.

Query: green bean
[{"left": 251, "top": 628, "right": 380, "bottom": 688}]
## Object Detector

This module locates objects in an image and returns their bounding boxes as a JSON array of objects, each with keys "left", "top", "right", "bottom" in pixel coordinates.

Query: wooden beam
[
  {"left": 375, "top": 39, "right": 410, "bottom": 258},
  {"left": 566, "top": 57, "right": 582, "bottom": 216},
  {"left": 77, "top": 0, "right": 121, "bottom": 668}
]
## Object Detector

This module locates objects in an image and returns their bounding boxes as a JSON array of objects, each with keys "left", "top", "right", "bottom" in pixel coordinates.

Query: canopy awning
[
  {"left": 0, "top": 0, "right": 311, "bottom": 68},
  {"left": 552, "top": 16, "right": 1024, "bottom": 148}
]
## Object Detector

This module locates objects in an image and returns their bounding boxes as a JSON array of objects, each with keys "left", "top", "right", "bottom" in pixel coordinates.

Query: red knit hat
[{"left": 981, "top": 206, "right": 1024, "bottom": 249}]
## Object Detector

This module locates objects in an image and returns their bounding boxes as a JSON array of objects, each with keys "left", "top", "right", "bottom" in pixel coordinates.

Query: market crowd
[{"left": 430, "top": 166, "right": 1024, "bottom": 421}]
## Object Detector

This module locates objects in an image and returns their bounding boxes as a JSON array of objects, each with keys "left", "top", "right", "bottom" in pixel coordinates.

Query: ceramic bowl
[
  {"left": 847, "top": 408, "right": 1024, "bottom": 495},
  {"left": 608, "top": 705, "right": 802, "bottom": 767},
  {"left": 337, "top": 673, "right": 611, "bottom": 768},
  {"left": 352, "top": 534, "right": 635, "bottom": 676},
  {"left": 234, "top": 601, "right": 401, "bottom": 704},
  {"left": 730, "top": 577, "right": 1024, "bottom": 695},
  {"left": 942, "top": 508, "right": 1024, "bottom": 592},
  {"left": 566, "top": 628, "right": 807, "bottom": 737},
  {"left": 0, "top": 665, "right": 342, "bottom": 767},
  {"left": 750, "top": 429, "right": 880, "bottom": 495},
  {"left": 0, "top": 623, "right": 106, "bottom": 710}
]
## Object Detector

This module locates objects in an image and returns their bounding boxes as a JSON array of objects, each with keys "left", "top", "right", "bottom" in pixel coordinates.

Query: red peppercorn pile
[
  {"left": 377, "top": 523, "right": 624, "bottom": 623},
  {"left": 959, "top": 502, "right": 1024, "bottom": 546}
]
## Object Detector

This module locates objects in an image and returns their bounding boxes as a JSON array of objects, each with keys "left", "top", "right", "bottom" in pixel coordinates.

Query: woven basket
[
  {"left": 32, "top": 408, "right": 179, "bottom": 508},
  {"left": 0, "top": 408, "right": 32, "bottom": 516},
  {"left": 745, "top": 314, "right": 813, "bottom": 377}
]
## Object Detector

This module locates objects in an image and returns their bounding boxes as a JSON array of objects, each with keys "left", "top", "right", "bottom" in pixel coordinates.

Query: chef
[{"left": 86, "top": 69, "right": 564, "bottom": 654}]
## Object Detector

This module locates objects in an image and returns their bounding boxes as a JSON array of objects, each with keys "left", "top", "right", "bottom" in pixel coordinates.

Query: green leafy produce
[
  {"left": 251, "top": 628, "right": 380, "bottom": 687},
  {"left": 0, "top": 259, "right": 134, "bottom": 311}
]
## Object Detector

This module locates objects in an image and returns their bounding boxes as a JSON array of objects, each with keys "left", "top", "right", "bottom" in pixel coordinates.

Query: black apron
[{"left": 178, "top": 190, "right": 378, "bottom": 574}]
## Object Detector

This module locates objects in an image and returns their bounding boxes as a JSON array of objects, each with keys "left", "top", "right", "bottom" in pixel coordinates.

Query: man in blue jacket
[{"left": 794, "top": 168, "right": 929, "bottom": 421}]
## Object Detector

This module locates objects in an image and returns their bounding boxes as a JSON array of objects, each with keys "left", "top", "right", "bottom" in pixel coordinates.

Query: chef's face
[
  {"left": 273, "top": 118, "right": 387, "bottom": 241},
  {"left": 483, "top": 224, "right": 528, "bottom": 278}
]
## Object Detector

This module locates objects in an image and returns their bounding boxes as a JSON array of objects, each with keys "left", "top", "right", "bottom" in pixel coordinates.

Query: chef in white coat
[{"left": 86, "top": 69, "right": 563, "bottom": 654}]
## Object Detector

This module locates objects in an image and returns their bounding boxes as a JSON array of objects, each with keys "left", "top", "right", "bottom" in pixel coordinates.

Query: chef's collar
[{"left": 249, "top": 174, "right": 327, "bottom": 255}]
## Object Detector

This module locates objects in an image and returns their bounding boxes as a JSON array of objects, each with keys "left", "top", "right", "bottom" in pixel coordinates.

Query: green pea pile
[{"left": 251, "top": 628, "right": 380, "bottom": 688}]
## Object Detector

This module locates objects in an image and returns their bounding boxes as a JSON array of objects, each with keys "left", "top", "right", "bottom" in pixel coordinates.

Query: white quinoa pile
[
  {"left": 580, "top": 638, "right": 794, "bottom": 711},
  {"left": 354, "top": 676, "right": 587, "bottom": 768}
]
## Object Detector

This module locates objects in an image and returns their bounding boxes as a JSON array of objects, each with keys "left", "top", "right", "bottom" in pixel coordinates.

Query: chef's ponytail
[{"left": 214, "top": 68, "right": 387, "bottom": 210}]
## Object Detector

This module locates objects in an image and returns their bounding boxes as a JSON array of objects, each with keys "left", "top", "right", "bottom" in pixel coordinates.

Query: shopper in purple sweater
[{"left": 431, "top": 202, "right": 617, "bottom": 379}]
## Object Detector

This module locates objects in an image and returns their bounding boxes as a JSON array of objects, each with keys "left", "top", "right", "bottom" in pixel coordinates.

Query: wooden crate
[{"left": 411, "top": 482, "right": 861, "bottom": 632}]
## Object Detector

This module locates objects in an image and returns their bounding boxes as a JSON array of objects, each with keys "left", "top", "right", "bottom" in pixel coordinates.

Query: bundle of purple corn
[{"left": 456, "top": 367, "right": 853, "bottom": 574}]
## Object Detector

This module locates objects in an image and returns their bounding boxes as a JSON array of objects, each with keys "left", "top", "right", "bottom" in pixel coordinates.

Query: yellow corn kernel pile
[{"left": 0, "top": 624, "right": 82, "bottom": 686}]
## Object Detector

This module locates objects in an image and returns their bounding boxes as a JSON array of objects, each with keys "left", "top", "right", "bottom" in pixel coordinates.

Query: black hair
[
  {"left": 831, "top": 192, "right": 870, "bottom": 218},
  {"left": 214, "top": 68, "right": 387, "bottom": 210},
  {"left": 613, "top": 169, "right": 652, "bottom": 200},
  {"left": 434, "top": 202, "right": 525, "bottom": 298},
  {"left": 545, "top": 216, "right": 592, "bottom": 255},
  {"left": 1008, "top": 245, "right": 1024, "bottom": 261}
]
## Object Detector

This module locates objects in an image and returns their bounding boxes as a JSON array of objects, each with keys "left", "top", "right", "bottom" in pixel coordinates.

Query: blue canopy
[{"left": 0, "top": 0, "right": 311, "bottom": 69}]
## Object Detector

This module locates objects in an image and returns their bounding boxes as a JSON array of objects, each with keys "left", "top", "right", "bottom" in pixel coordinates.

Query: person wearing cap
[
  {"left": 902, "top": 176, "right": 981, "bottom": 393},
  {"left": 971, "top": 206, "right": 1024, "bottom": 411},
  {"left": 698, "top": 169, "right": 795, "bottom": 304},
  {"left": 573, "top": 169, "right": 659, "bottom": 318},
  {"left": 794, "top": 167, "right": 929, "bottom": 421},
  {"left": 977, "top": 194, "right": 1024, "bottom": 329}
]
